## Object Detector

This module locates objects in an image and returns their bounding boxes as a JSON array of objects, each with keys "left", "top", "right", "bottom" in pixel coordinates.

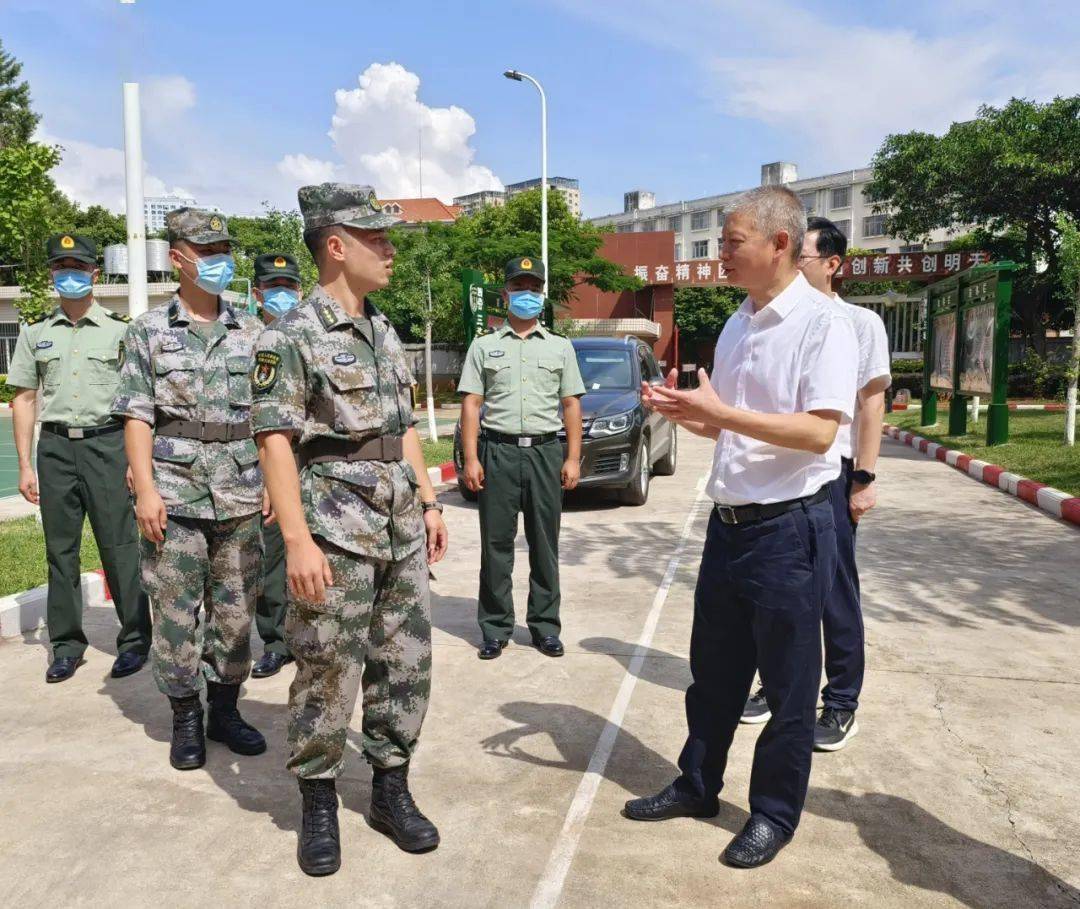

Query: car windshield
[{"left": 576, "top": 349, "right": 634, "bottom": 390}]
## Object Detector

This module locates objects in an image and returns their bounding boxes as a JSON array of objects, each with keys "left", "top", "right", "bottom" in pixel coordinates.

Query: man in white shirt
[{"left": 623, "top": 187, "right": 858, "bottom": 868}]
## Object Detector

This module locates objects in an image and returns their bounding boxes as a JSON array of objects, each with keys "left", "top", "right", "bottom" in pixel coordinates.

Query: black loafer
[
  {"left": 623, "top": 782, "right": 719, "bottom": 821},
  {"left": 110, "top": 651, "right": 147, "bottom": 678},
  {"left": 251, "top": 651, "right": 293, "bottom": 678},
  {"left": 722, "top": 816, "right": 789, "bottom": 868},
  {"left": 46, "top": 656, "right": 81, "bottom": 683},
  {"left": 478, "top": 640, "right": 507, "bottom": 660},
  {"left": 532, "top": 635, "right": 564, "bottom": 658}
]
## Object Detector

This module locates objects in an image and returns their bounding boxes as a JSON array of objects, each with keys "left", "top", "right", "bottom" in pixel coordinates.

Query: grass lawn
[
  {"left": 885, "top": 410, "right": 1080, "bottom": 496},
  {"left": 0, "top": 517, "right": 101, "bottom": 598},
  {"left": 421, "top": 437, "right": 455, "bottom": 468}
]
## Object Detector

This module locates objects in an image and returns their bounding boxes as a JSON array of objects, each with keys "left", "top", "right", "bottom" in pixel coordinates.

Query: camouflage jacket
[
  {"left": 251, "top": 286, "right": 422, "bottom": 561},
  {"left": 112, "top": 295, "right": 265, "bottom": 520}
]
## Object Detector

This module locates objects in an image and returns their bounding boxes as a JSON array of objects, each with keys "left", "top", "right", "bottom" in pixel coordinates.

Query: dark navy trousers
[
  {"left": 677, "top": 497, "right": 836, "bottom": 837},
  {"left": 821, "top": 458, "right": 864, "bottom": 712}
]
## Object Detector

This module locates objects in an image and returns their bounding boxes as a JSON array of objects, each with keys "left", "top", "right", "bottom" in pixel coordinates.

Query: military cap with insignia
[
  {"left": 254, "top": 253, "right": 301, "bottom": 285},
  {"left": 46, "top": 233, "right": 98, "bottom": 266},
  {"left": 504, "top": 255, "right": 546, "bottom": 283},
  {"left": 297, "top": 182, "right": 402, "bottom": 232},
  {"left": 166, "top": 207, "right": 233, "bottom": 245}
]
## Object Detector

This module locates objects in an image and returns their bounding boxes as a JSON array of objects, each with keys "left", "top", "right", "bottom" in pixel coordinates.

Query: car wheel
[
  {"left": 620, "top": 439, "right": 650, "bottom": 506},
  {"left": 653, "top": 425, "right": 677, "bottom": 476}
]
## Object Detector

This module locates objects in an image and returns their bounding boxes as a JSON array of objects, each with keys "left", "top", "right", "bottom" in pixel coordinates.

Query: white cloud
[
  {"left": 141, "top": 75, "right": 197, "bottom": 138},
  {"left": 279, "top": 62, "right": 502, "bottom": 202}
]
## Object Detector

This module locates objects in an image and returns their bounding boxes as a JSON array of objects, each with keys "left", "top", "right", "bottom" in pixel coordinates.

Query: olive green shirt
[
  {"left": 6, "top": 300, "right": 129, "bottom": 426},
  {"left": 457, "top": 322, "right": 585, "bottom": 434}
]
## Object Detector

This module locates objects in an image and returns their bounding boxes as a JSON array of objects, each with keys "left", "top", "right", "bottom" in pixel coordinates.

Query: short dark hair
[
  {"left": 303, "top": 225, "right": 346, "bottom": 266},
  {"left": 807, "top": 216, "right": 847, "bottom": 259}
]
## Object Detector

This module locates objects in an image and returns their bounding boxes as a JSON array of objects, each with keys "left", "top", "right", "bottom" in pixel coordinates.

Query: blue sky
[{"left": 2, "top": 0, "right": 1076, "bottom": 218}]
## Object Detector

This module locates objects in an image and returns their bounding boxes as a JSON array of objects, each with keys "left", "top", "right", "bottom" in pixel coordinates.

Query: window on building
[
  {"left": 863, "top": 214, "right": 887, "bottom": 237},
  {"left": 899, "top": 243, "right": 924, "bottom": 253},
  {"left": 674, "top": 243, "right": 682, "bottom": 260},
  {"left": 799, "top": 193, "right": 816, "bottom": 214},
  {"left": 867, "top": 247, "right": 887, "bottom": 254},
  {"left": 668, "top": 215, "right": 682, "bottom": 232},
  {"left": 690, "top": 211, "right": 709, "bottom": 231},
  {"left": 691, "top": 240, "right": 709, "bottom": 259},
  {"left": 639, "top": 219, "right": 655, "bottom": 232},
  {"left": 716, "top": 210, "right": 725, "bottom": 228},
  {"left": 830, "top": 186, "right": 852, "bottom": 209},
  {"left": 834, "top": 219, "right": 852, "bottom": 239},
  {"left": 617, "top": 224, "right": 633, "bottom": 233}
]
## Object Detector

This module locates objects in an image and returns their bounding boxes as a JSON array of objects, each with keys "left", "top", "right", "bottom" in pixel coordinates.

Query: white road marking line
[{"left": 529, "top": 478, "right": 709, "bottom": 909}]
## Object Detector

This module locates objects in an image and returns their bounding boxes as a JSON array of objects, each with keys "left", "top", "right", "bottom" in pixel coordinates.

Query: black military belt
[
  {"left": 483, "top": 429, "right": 558, "bottom": 448},
  {"left": 156, "top": 418, "right": 252, "bottom": 442},
  {"left": 300, "top": 435, "right": 404, "bottom": 465},
  {"left": 41, "top": 421, "right": 123, "bottom": 440},
  {"left": 714, "top": 485, "right": 829, "bottom": 526}
]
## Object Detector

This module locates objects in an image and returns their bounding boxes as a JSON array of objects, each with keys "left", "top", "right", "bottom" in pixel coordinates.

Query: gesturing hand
[{"left": 647, "top": 368, "right": 725, "bottom": 426}]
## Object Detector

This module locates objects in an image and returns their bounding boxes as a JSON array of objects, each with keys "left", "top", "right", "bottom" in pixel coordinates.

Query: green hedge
[{"left": 0, "top": 375, "right": 15, "bottom": 404}]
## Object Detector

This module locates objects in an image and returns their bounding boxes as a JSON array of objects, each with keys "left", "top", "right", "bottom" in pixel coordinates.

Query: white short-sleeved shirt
[
  {"left": 707, "top": 271, "right": 858, "bottom": 506},
  {"left": 827, "top": 296, "right": 891, "bottom": 460}
]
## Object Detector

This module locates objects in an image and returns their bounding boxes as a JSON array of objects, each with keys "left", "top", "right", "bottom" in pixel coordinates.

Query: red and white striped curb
[
  {"left": 428, "top": 461, "right": 456, "bottom": 487},
  {"left": 882, "top": 425, "right": 1080, "bottom": 527},
  {"left": 891, "top": 402, "right": 1075, "bottom": 412}
]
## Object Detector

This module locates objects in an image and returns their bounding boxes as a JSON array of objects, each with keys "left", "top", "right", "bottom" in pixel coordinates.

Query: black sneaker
[
  {"left": 740, "top": 687, "right": 771, "bottom": 725},
  {"left": 814, "top": 707, "right": 858, "bottom": 752}
]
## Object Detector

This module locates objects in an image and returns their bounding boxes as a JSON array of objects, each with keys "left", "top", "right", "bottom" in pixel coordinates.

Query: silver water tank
[
  {"left": 103, "top": 243, "right": 128, "bottom": 275},
  {"left": 146, "top": 239, "right": 171, "bottom": 274}
]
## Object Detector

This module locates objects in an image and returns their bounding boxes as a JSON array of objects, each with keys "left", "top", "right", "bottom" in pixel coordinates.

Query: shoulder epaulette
[{"left": 108, "top": 310, "right": 131, "bottom": 323}]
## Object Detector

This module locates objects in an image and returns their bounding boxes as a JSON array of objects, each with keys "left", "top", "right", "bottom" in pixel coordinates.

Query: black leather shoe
[
  {"left": 478, "top": 639, "right": 507, "bottom": 660},
  {"left": 723, "top": 816, "right": 790, "bottom": 868},
  {"left": 623, "top": 782, "right": 719, "bottom": 821},
  {"left": 110, "top": 651, "right": 147, "bottom": 679},
  {"left": 206, "top": 681, "right": 267, "bottom": 755},
  {"left": 369, "top": 765, "right": 440, "bottom": 853},
  {"left": 168, "top": 694, "right": 206, "bottom": 770},
  {"left": 45, "top": 656, "right": 81, "bottom": 683},
  {"left": 251, "top": 651, "right": 293, "bottom": 678},
  {"left": 532, "top": 635, "right": 565, "bottom": 657},
  {"left": 298, "top": 778, "right": 341, "bottom": 876}
]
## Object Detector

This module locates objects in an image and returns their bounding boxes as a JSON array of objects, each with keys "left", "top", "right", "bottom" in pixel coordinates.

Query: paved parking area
[{"left": 1, "top": 432, "right": 1078, "bottom": 907}]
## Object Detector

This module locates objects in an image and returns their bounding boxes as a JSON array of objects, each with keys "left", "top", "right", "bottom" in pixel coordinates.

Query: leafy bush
[
  {"left": 1009, "top": 350, "right": 1071, "bottom": 400},
  {"left": 0, "top": 374, "right": 16, "bottom": 403}
]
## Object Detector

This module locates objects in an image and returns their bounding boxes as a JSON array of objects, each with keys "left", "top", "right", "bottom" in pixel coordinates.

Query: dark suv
[{"left": 454, "top": 336, "right": 677, "bottom": 505}]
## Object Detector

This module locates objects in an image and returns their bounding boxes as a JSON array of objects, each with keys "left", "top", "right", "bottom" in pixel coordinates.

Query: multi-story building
[
  {"left": 452, "top": 190, "right": 507, "bottom": 216},
  {"left": 144, "top": 194, "right": 198, "bottom": 234},
  {"left": 589, "top": 162, "right": 953, "bottom": 259},
  {"left": 506, "top": 176, "right": 581, "bottom": 218},
  {"left": 380, "top": 198, "right": 462, "bottom": 230}
]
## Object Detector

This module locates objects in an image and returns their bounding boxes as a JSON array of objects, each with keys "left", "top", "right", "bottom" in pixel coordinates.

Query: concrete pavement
[{"left": 1, "top": 432, "right": 1078, "bottom": 907}]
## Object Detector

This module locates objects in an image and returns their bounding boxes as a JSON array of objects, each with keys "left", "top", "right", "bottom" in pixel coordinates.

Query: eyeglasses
[{"left": 797, "top": 254, "right": 832, "bottom": 263}]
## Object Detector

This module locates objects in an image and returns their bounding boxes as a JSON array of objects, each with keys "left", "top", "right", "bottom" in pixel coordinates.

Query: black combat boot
[
  {"left": 298, "top": 778, "right": 341, "bottom": 877},
  {"left": 168, "top": 694, "right": 206, "bottom": 771},
  {"left": 206, "top": 681, "right": 267, "bottom": 755},
  {"left": 369, "top": 765, "right": 440, "bottom": 853}
]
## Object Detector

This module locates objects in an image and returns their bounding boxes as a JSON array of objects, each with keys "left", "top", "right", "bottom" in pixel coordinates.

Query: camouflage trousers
[
  {"left": 285, "top": 538, "right": 431, "bottom": 779},
  {"left": 142, "top": 513, "right": 263, "bottom": 698}
]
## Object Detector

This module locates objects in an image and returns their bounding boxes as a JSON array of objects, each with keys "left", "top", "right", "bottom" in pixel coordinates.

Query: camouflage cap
[
  {"left": 504, "top": 255, "right": 546, "bottom": 283},
  {"left": 166, "top": 207, "right": 232, "bottom": 245},
  {"left": 254, "top": 252, "right": 301, "bottom": 285},
  {"left": 297, "top": 182, "right": 401, "bottom": 232},
  {"left": 46, "top": 233, "right": 97, "bottom": 266}
]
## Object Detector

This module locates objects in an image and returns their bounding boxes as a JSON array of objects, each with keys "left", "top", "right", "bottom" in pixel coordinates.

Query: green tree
[
  {"left": 673, "top": 285, "right": 743, "bottom": 346},
  {"left": 0, "top": 40, "right": 39, "bottom": 148},
  {"left": 227, "top": 204, "right": 317, "bottom": 291},
  {"left": 865, "top": 96, "right": 1080, "bottom": 347}
]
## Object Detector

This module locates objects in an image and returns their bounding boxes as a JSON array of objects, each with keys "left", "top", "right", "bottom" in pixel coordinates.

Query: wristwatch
[
  {"left": 851, "top": 469, "right": 876, "bottom": 485},
  {"left": 422, "top": 500, "right": 444, "bottom": 514}
]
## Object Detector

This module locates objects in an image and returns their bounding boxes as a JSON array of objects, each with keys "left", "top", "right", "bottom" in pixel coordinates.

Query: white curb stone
[{"left": 0, "top": 572, "right": 107, "bottom": 640}]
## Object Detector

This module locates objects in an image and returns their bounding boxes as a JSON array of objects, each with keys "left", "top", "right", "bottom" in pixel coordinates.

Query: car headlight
[{"left": 590, "top": 410, "right": 635, "bottom": 437}]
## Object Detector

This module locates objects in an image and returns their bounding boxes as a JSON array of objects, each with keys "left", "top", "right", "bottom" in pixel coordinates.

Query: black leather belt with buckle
[
  {"left": 156, "top": 417, "right": 252, "bottom": 442},
  {"left": 714, "top": 485, "right": 829, "bottom": 526},
  {"left": 41, "top": 421, "right": 123, "bottom": 440},
  {"left": 300, "top": 435, "right": 405, "bottom": 465},
  {"left": 482, "top": 429, "right": 558, "bottom": 448}
]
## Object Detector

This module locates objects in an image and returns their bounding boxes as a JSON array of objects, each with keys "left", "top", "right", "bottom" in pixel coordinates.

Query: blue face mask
[
  {"left": 508, "top": 289, "right": 545, "bottom": 319},
  {"left": 179, "top": 251, "right": 236, "bottom": 295},
  {"left": 53, "top": 269, "right": 94, "bottom": 300},
  {"left": 261, "top": 287, "right": 300, "bottom": 318}
]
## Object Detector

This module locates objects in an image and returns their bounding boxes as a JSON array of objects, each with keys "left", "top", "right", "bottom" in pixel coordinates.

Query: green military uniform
[
  {"left": 252, "top": 182, "right": 431, "bottom": 780},
  {"left": 457, "top": 257, "right": 586, "bottom": 644},
  {"left": 252, "top": 253, "right": 302, "bottom": 659},
  {"left": 111, "top": 209, "right": 265, "bottom": 698},
  {"left": 6, "top": 234, "right": 150, "bottom": 662}
]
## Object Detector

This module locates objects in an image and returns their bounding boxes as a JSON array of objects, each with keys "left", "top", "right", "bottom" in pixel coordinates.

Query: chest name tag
[
  {"left": 160, "top": 341, "right": 184, "bottom": 353},
  {"left": 488, "top": 350, "right": 505, "bottom": 358},
  {"left": 332, "top": 352, "right": 357, "bottom": 366},
  {"left": 36, "top": 340, "right": 53, "bottom": 349}
]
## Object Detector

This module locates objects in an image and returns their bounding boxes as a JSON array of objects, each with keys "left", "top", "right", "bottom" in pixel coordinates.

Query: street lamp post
[{"left": 503, "top": 69, "right": 548, "bottom": 298}]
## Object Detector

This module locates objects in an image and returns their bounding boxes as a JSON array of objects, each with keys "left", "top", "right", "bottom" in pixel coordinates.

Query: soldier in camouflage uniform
[
  {"left": 112, "top": 208, "right": 268, "bottom": 771},
  {"left": 253, "top": 183, "right": 448, "bottom": 876}
]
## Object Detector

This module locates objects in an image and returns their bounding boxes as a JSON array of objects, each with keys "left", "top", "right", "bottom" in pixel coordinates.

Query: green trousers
[
  {"left": 477, "top": 436, "right": 563, "bottom": 643},
  {"left": 37, "top": 427, "right": 151, "bottom": 660},
  {"left": 256, "top": 518, "right": 289, "bottom": 656}
]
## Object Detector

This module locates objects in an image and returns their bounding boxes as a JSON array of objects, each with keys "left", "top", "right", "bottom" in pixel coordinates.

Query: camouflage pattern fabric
[
  {"left": 251, "top": 286, "right": 422, "bottom": 560},
  {"left": 285, "top": 539, "right": 431, "bottom": 777},
  {"left": 165, "top": 207, "right": 232, "bottom": 245},
  {"left": 112, "top": 295, "right": 265, "bottom": 520},
  {"left": 297, "top": 182, "right": 401, "bottom": 232},
  {"left": 142, "top": 513, "right": 263, "bottom": 697}
]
